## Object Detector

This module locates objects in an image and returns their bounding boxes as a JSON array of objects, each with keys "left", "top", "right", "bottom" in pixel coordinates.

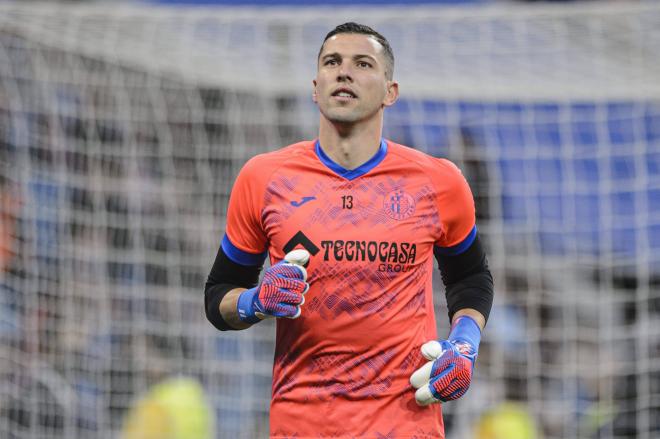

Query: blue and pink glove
[
  {"left": 410, "top": 315, "right": 481, "bottom": 405},
  {"left": 237, "top": 249, "right": 310, "bottom": 323}
]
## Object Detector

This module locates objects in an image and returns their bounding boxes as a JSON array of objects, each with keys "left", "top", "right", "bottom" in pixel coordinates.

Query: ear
[
  {"left": 383, "top": 80, "right": 399, "bottom": 107},
  {"left": 312, "top": 79, "right": 318, "bottom": 103}
]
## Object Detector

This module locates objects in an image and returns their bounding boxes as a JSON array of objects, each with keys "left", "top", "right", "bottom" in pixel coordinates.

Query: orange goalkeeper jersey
[{"left": 223, "top": 139, "right": 477, "bottom": 439}]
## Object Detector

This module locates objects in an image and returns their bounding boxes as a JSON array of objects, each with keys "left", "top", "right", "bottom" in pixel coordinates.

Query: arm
[
  {"left": 452, "top": 308, "right": 485, "bottom": 331},
  {"left": 436, "top": 232, "right": 493, "bottom": 328},
  {"left": 219, "top": 289, "right": 252, "bottom": 330},
  {"left": 410, "top": 234, "right": 494, "bottom": 404},
  {"left": 204, "top": 155, "right": 307, "bottom": 330},
  {"left": 204, "top": 244, "right": 261, "bottom": 331}
]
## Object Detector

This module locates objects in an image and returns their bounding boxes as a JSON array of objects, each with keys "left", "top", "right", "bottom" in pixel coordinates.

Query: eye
[
  {"left": 324, "top": 58, "right": 338, "bottom": 66},
  {"left": 357, "top": 60, "right": 372, "bottom": 68}
]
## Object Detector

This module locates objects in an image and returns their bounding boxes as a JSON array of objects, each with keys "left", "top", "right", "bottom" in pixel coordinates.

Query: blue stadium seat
[{"left": 410, "top": 100, "right": 659, "bottom": 263}]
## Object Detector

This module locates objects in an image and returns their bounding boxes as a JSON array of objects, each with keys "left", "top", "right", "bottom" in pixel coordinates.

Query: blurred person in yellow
[
  {"left": 474, "top": 402, "right": 538, "bottom": 439},
  {"left": 121, "top": 377, "right": 214, "bottom": 439}
]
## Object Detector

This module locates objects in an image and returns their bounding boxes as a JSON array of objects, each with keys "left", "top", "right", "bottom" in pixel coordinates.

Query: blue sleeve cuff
[
  {"left": 449, "top": 315, "right": 482, "bottom": 350},
  {"left": 236, "top": 288, "right": 261, "bottom": 324},
  {"left": 221, "top": 234, "right": 268, "bottom": 266},
  {"left": 434, "top": 225, "right": 477, "bottom": 257}
]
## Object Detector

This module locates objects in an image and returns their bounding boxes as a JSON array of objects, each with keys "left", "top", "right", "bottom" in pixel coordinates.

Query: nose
[{"left": 337, "top": 63, "right": 352, "bottom": 82}]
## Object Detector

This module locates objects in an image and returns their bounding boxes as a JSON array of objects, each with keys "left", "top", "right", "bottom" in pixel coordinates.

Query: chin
[
  {"left": 324, "top": 109, "right": 361, "bottom": 124},
  {"left": 328, "top": 114, "right": 360, "bottom": 124}
]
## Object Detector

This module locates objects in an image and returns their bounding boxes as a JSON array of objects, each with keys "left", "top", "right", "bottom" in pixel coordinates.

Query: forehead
[{"left": 320, "top": 33, "right": 385, "bottom": 59}]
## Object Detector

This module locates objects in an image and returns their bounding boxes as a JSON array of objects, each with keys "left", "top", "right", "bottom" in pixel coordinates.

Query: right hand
[{"left": 236, "top": 249, "right": 310, "bottom": 323}]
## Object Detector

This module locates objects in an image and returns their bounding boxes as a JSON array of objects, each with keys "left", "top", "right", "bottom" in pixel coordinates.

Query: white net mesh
[{"left": 0, "top": 2, "right": 658, "bottom": 438}]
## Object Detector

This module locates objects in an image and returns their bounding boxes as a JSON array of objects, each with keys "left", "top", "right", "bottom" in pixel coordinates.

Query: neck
[{"left": 317, "top": 114, "right": 384, "bottom": 170}]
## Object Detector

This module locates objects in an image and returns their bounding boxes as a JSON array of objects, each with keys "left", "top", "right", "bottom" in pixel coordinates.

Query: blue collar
[{"left": 314, "top": 139, "right": 388, "bottom": 181}]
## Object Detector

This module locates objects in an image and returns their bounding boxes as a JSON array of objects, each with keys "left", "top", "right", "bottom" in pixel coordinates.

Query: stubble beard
[
  {"left": 321, "top": 101, "right": 380, "bottom": 126},
  {"left": 325, "top": 109, "right": 360, "bottom": 124}
]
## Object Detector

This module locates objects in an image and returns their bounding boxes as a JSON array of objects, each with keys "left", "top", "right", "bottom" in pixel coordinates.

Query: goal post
[{"left": 0, "top": 2, "right": 658, "bottom": 438}]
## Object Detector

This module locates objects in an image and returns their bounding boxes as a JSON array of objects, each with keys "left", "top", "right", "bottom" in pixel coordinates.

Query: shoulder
[
  {"left": 239, "top": 140, "right": 315, "bottom": 178},
  {"left": 386, "top": 140, "right": 465, "bottom": 183}
]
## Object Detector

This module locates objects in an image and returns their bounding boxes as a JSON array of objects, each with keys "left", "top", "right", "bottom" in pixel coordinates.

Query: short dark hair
[{"left": 318, "top": 22, "right": 395, "bottom": 80}]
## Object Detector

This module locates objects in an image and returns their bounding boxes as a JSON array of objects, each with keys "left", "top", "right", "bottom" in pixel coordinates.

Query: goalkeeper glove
[
  {"left": 409, "top": 315, "right": 481, "bottom": 405},
  {"left": 236, "top": 249, "right": 310, "bottom": 324}
]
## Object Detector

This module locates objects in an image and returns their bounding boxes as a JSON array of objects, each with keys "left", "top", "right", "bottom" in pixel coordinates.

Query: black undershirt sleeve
[
  {"left": 434, "top": 234, "right": 494, "bottom": 323},
  {"left": 204, "top": 246, "right": 263, "bottom": 331}
]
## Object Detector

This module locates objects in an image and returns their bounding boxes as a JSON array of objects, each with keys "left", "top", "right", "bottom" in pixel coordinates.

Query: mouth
[{"left": 331, "top": 88, "right": 357, "bottom": 99}]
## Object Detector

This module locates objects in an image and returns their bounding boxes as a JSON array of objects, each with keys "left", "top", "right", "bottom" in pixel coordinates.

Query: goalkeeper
[{"left": 205, "top": 22, "right": 493, "bottom": 439}]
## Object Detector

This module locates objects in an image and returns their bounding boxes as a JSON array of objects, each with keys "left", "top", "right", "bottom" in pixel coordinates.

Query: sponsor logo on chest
[
  {"left": 322, "top": 239, "right": 417, "bottom": 273},
  {"left": 285, "top": 232, "right": 418, "bottom": 273}
]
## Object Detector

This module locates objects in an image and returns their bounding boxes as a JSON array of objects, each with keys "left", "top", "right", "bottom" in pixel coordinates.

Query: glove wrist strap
[
  {"left": 448, "top": 315, "right": 482, "bottom": 351},
  {"left": 237, "top": 288, "right": 261, "bottom": 324}
]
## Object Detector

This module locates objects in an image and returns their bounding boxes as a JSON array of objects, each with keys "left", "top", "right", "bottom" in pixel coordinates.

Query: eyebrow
[{"left": 321, "top": 53, "right": 378, "bottom": 63}]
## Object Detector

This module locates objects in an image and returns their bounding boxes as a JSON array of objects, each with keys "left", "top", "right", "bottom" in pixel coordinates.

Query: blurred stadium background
[{"left": 0, "top": 0, "right": 658, "bottom": 438}]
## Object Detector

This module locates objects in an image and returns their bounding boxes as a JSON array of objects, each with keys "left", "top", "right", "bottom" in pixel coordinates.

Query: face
[{"left": 313, "top": 33, "right": 398, "bottom": 125}]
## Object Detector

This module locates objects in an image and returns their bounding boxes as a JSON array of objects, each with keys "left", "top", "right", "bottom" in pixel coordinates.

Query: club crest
[{"left": 383, "top": 190, "right": 415, "bottom": 220}]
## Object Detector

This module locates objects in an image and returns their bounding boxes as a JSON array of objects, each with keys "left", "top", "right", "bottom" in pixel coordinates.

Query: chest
[{"left": 261, "top": 172, "right": 441, "bottom": 263}]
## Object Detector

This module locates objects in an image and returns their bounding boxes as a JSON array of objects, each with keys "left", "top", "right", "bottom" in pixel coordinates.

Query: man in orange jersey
[{"left": 205, "top": 23, "right": 494, "bottom": 439}]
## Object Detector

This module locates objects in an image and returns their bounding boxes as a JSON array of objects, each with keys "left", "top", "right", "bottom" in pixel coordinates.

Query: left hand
[{"left": 409, "top": 338, "right": 477, "bottom": 405}]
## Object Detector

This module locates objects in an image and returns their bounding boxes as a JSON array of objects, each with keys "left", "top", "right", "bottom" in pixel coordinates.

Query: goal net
[{"left": 0, "top": 2, "right": 658, "bottom": 438}]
